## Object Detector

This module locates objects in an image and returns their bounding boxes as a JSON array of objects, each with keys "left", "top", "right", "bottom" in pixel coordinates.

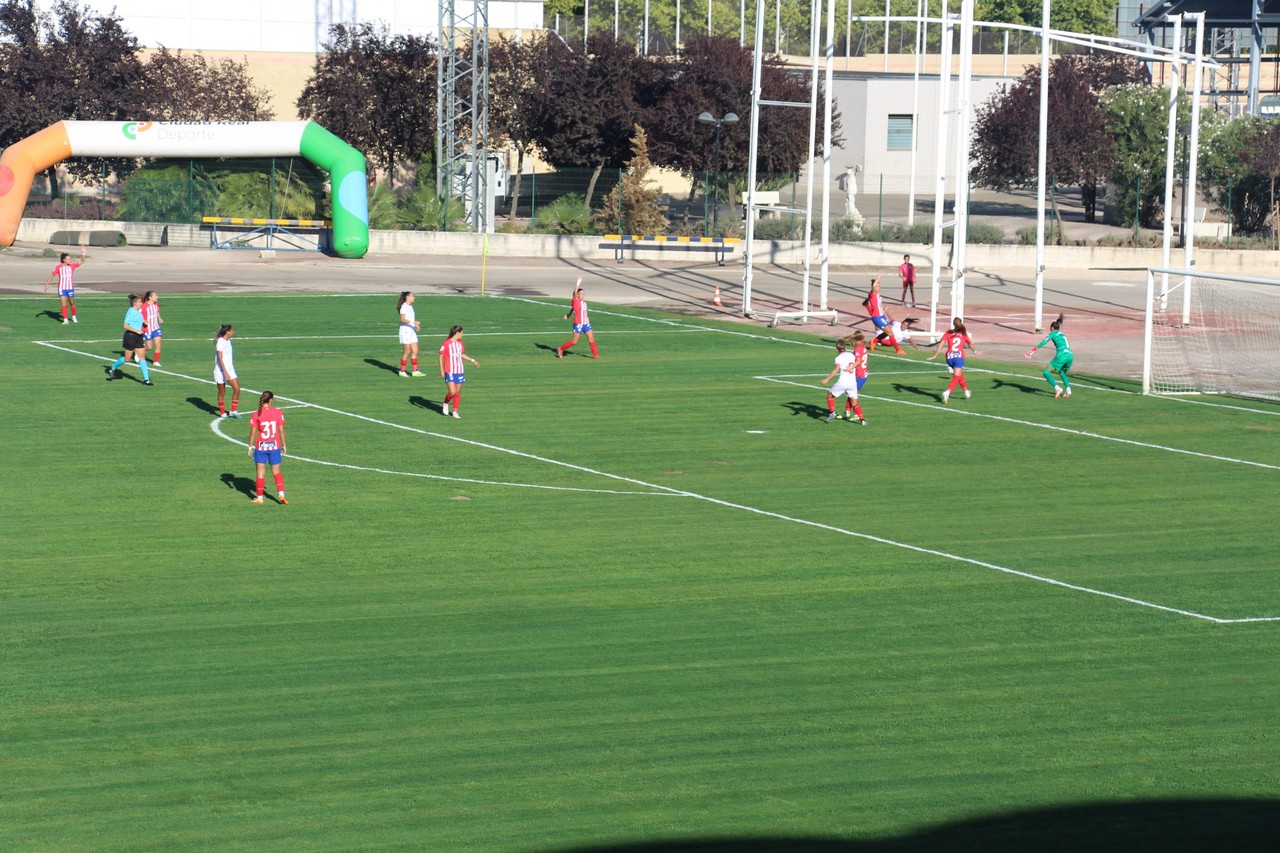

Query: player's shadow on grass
[
  {"left": 890, "top": 382, "right": 944, "bottom": 402},
  {"left": 409, "top": 395, "right": 442, "bottom": 413},
  {"left": 187, "top": 396, "right": 220, "bottom": 415},
  {"left": 993, "top": 378, "right": 1043, "bottom": 395},
  {"left": 38, "top": 309, "right": 63, "bottom": 323},
  {"left": 364, "top": 358, "right": 402, "bottom": 375},
  {"left": 783, "top": 401, "right": 831, "bottom": 421},
  {"left": 534, "top": 343, "right": 563, "bottom": 357},
  {"left": 220, "top": 473, "right": 256, "bottom": 498}
]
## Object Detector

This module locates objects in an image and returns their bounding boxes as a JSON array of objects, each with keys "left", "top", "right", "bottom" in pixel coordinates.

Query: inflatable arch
[{"left": 0, "top": 121, "right": 369, "bottom": 258}]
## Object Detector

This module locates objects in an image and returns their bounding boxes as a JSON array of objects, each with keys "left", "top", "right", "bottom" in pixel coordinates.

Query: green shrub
[
  {"left": 214, "top": 170, "right": 316, "bottom": 220},
  {"left": 534, "top": 193, "right": 595, "bottom": 235},
  {"left": 752, "top": 218, "right": 802, "bottom": 240},
  {"left": 367, "top": 181, "right": 400, "bottom": 230},
  {"left": 966, "top": 220, "right": 1007, "bottom": 244},
  {"left": 399, "top": 182, "right": 467, "bottom": 231},
  {"left": 119, "top": 164, "right": 218, "bottom": 223}
]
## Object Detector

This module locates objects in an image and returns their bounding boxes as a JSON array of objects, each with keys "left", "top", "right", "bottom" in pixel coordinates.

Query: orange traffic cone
[{"left": 712, "top": 285, "right": 722, "bottom": 307}]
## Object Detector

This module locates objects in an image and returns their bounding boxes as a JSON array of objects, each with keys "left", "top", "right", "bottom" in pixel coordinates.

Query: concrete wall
[{"left": 16, "top": 216, "right": 1279, "bottom": 277}]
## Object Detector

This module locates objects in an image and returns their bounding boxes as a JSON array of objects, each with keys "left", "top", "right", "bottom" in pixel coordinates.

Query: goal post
[{"left": 1144, "top": 266, "right": 1280, "bottom": 400}]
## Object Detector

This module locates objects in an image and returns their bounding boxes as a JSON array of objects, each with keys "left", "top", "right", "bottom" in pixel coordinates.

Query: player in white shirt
[
  {"left": 214, "top": 324, "right": 241, "bottom": 418},
  {"left": 820, "top": 336, "right": 866, "bottom": 425},
  {"left": 397, "top": 291, "right": 424, "bottom": 376},
  {"left": 872, "top": 316, "right": 922, "bottom": 352}
]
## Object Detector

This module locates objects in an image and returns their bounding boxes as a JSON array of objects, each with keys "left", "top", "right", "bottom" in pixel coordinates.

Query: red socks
[
  {"left": 589, "top": 341, "right": 599, "bottom": 358},
  {"left": 827, "top": 394, "right": 836, "bottom": 413},
  {"left": 560, "top": 341, "right": 575, "bottom": 354},
  {"left": 255, "top": 477, "right": 265, "bottom": 496},
  {"left": 411, "top": 357, "right": 418, "bottom": 370},
  {"left": 853, "top": 403, "right": 864, "bottom": 419},
  {"left": 400, "top": 358, "right": 407, "bottom": 371},
  {"left": 274, "top": 472, "right": 285, "bottom": 493},
  {"left": 947, "top": 377, "right": 960, "bottom": 393}
]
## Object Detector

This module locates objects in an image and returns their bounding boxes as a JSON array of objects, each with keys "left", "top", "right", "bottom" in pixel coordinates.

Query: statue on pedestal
[{"left": 839, "top": 164, "right": 864, "bottom": 226}]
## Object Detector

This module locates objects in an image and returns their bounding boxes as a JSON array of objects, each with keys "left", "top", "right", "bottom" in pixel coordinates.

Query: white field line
[
  {"left": 209, "top": 417, "right": 673, "bottom": 497},
  {"left": 758, "top": 375, "right": 1280, "bottom": 472},
  {"left": 34, "top": 338, "right": 1279, "bottom": 623}
]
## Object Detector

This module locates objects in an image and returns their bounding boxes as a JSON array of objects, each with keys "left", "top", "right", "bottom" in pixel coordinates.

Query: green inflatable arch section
[{"left": 0, "top": 120, "right": 369, "bottom": 258}]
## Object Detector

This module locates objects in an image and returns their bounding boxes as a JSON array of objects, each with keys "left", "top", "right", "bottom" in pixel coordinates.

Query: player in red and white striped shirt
[
  {"left": 43, "top": 245, "right": 86, "bottom": 324},
  {"left": 555, "top": 277, "right": 599, "bottom": 359},
  {"left": 141, "top": 291, "right": 163, "bottom": 365},
  {"left": 439, "top": 325, "right": 479, "bottom": 418}
]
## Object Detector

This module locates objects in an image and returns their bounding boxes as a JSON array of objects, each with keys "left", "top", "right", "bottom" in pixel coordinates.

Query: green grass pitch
[{"left": 3, "top": 291, "right": 1279, "bottom": 850}]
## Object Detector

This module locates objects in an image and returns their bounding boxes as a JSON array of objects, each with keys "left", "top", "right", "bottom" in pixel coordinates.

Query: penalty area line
[{"left": 756, "top": 375, "right": 1280, "bottom": 472}]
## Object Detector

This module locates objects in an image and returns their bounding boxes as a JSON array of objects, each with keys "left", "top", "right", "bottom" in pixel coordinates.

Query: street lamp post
[{"left": 697, "top": 111, "right": 738, "bottom": 234}]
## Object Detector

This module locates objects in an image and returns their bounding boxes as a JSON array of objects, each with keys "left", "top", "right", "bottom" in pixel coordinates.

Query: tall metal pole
[
  {"left": 821, "top": 0, "right": 837, "bottom": 311},
  {"left": 906, "top": 0, "right": 924, "bottom": 226},
  {"left": 743, "top": 0, "right": 768, "bottom": 316},
  {"left": 711, "top": 124, "right": 722, "bottom": 232},
  {"left": 949, "top": 0, "right": 975, "bottom": 321},
  {"left": 928, "top": 0, "right": 953, "bottom": 339},
  {"left": 1033, "top": 0, "right": 1049, "bottom": 332},
  {"left": 1160, "top": 14, "right": 1182, "bottom": 305},
  {"left": 1183, "top": 11, "right": 1205, "bottom": 325},
  {"left": 800, "top": 0, "right": 821, "bottom": 312}
]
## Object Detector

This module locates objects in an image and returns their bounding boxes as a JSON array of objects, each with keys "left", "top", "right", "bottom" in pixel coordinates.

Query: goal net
[{"left": 1144, "top": 267, "right": 1280, "bottom": 400}]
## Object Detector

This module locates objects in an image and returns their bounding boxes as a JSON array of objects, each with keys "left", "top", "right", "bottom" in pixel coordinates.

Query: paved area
[{"left": 0, "top": 240, "right": 1150, "bottom": 378}]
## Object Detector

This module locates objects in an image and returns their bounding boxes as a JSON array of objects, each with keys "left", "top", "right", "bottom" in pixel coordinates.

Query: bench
[
  {"left": 202, "top": 217, "right": 329, "bottom": 253},
  {"left": 602, "top": 234, "right": 741, "bottom": 266}
]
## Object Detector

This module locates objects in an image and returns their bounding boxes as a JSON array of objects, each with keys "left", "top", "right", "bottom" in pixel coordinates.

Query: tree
[
  {"left": 488, "top": 33, "right": 555, "bottom": 221},
  {"left": 975, "top": 0, "right": 1116, "bottom": 35},
  {"left": 0, "top": 0, "right": 149, "bottom": 194},
  {"left": 1197, "top": 114, "right": 1274, "bottom": 236},
  {"left": 970, "top": 53, "right": 1146, "bottom": 222},
  {"left": 296, "top": 22, "right": 437, "bottom": 186},
  {"left": 527, "top": 34, "right": 667, "bottom": 207},
  {"left": 596, "top": 125, "right": 669, "bottom": 235},
  {"left": 140, "top": 48, "right": 274, "bottom": 121},
  {"left": 645, "top": 35, "right": 840, "bottom": 215},
  {"left": 1099, "top": 83, "right": 1189, "bottom": 229},
  {"left": 1239, "top": 119, "right": 1280, "bottom": 243}
]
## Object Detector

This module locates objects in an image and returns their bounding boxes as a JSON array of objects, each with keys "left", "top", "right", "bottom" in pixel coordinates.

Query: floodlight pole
[{"left": 697, "top": 111, "right": 739, "bottom": 234}]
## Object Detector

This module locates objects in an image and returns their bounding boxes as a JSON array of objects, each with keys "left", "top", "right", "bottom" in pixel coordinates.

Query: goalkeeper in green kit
[{"left": 1025, "top": 313, "right": 1074, "bottom": 399}]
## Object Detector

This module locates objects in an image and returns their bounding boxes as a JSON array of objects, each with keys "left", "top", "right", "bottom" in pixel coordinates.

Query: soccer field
[{"left": 3, "top": 290, "right": 1279, "bottom": 849}]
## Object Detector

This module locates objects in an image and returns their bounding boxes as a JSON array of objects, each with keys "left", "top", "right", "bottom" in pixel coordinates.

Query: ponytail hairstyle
[
  {"left": 951, "top": 317, "right": 967, "bottom": 337},
  {"left": 128, "top": 292, "right": 142, "bottom": 305},
  {"left": 143, "top": 290, "right": 156, "bottom": 302},
  {"left": 902, "top": 317, "right": 919, "bottom": 328},
  {"left": 397, "top": 291, "right": 411, "bottom": 312},
  {"left": 448, "top": 324, "right": 464, "bottom": 338},
  {"left": 835, "top": 338, "right": 848, "bottom": 353},
  {"left": 216, "top": 323, "right": 234, "bottom": 339},
  {"left": 851, "top": 330, "right": 866, "bottom": 346},
  {"left": 1051, "top": 313, "right": 1065, "bottom": 332},
  {"left": 257, "top": 390, "right": 274, "bottom": 415}
]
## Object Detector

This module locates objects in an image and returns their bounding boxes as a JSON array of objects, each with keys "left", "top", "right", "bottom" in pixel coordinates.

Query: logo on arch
[{"left": 121, "top": 121, "right": 154, "bottom": 140}]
